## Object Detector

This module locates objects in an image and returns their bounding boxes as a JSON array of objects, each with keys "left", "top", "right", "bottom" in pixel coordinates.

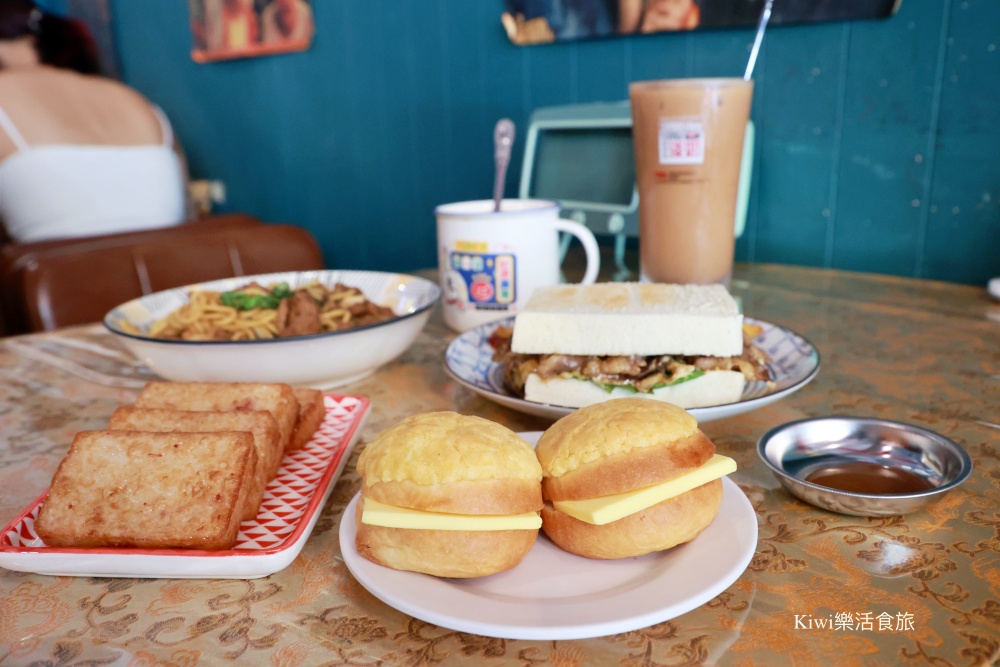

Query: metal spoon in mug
[
  {"left": 744, "top": 0, "right": 774, "bottom": 80},
  {"left": 493, "top": 118, "right": 515, "bottom": 212}
]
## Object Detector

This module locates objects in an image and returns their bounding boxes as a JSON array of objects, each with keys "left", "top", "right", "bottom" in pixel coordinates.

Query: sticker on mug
[
  {"left": 658, "top": 119, "right": 705, "bottom": 165},
  {"left": 447, "top": 251, "right": 516, "bottom": 310}
]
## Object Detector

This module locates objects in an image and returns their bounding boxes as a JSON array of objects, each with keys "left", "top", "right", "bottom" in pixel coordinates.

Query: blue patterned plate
[{"left": 444, "top": 317, "right": 820, "bottom": 421}]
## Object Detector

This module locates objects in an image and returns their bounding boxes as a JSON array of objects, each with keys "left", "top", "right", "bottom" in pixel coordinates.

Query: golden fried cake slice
[
  {"left": 107, "top": 407, "right": 282, "bottom": 520},
  {"left": 136, "top": 382, "right": 299, "bottom": 452},
  {"left": 290, "top": 387, "right": 325, "bottom": 451},
  {"left": 34, "top": 430, "right": 257, "bottom": 550}
]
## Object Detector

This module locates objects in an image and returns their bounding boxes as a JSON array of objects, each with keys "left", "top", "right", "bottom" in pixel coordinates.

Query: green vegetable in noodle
[{"left": 220, "top": 282, "right": 294, "bottom": 311}]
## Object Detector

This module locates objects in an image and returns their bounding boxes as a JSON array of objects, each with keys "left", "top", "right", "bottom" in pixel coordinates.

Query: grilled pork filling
[{"left": 489, "top": 327, "right": 773, "bottom": 396}]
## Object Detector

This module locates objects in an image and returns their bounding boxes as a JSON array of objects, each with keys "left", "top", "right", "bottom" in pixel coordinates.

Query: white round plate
[
  {"left": 444, "top": 316, "right": 820, "bottom": 422},
  {"left": 339, "top": 432, "right": 758, "bottom": 641}
]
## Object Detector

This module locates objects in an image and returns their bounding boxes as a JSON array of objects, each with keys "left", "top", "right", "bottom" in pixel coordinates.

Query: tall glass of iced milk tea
[{"left": 629, "top": 78, "right": 753, "bottom": 285}]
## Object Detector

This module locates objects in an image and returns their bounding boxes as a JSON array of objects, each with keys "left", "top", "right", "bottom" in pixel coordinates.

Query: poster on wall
[
  {"left": 501, "top": 0, "right": 901, "bottom": 46},
  {"left": 189, "top": 0, "right": 314, "bottom": 63}
]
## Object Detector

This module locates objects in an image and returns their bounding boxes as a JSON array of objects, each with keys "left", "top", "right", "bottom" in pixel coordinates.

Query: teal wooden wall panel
[
  {"left": 481, "top": 23, "right": 527, "bottom": 192},
  {"left": 750, "top": 22, "right": 845, "bottom": 269},
  {"left": 831, "top": 4, "right": 943, "bottom": 277},
  {"left": 525, "top": 43, "right": 578, "bottom": 111},
  {"left": 925, "top": 132, "right": 1000, "bottom": 283},
  {"left": 307, "top": 2, "right": 361, "bottom": 267},
  {"left": 628, "top": 32, "right": 690, "bottom": 81},
  {"left": 385, "top": 3, "right": 442, "bottom": 266},
  {"left": 366, "top": 3, "right": 418, "bottom": 268},
  {"left": 295, "top": 4, "right": 358, "bottom": 264},
  {"left": 108, "top": 0, "right": 998, "bottom": 285},
  {"left": 689, "top": 27, "right": 757, "bottom": 78},
  {"left": 575, "top": 39, "right": 628, "bottom": 102},
  {"left": 923, "top": 0, "right": 1000, "bottom": 283},
  {"left": 397, "top": 1, "right": 456, "bottom": 243},
  {"left": 440, "top": 1, "right": 488, "bottom": 203}
]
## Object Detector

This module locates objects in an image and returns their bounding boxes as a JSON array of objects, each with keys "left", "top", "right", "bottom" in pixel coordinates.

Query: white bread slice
[
  {"left": 523, "top": 371, "right": 745, "bottom": 409},
  {"left": 510, "top": 283, "right": 743, "bottom": 357}
]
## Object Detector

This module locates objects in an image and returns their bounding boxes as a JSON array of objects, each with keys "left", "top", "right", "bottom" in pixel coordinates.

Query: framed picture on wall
[
  {"left": 502, "top": 0, "right": 901, "bottom": 45},
  {"left": 189, "top": 0, "right": 314, "bottom": 63}
]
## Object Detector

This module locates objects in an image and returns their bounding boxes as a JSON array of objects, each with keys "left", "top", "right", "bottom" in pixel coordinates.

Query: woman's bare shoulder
[
  {"left": 0, "top": 68, "right": 163, "bottom": 144},
  {"left": 0, "top": 68, "right": 41, "bottom": 94},
  {"left": 0, "top": 67, "right": 148, "bottom": 104}
]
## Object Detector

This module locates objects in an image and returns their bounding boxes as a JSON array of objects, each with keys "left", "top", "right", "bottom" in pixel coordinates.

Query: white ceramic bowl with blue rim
[{"left": 104, "top": 270, "right": 441, "bottom": 389}]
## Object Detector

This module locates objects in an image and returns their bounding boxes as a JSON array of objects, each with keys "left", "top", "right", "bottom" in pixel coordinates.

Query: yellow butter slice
[
  {"left": 360, "top": 498, "right": 542, "bottom": 531},
  {"left": 552, "top": 454, "right": 737, "bottom": 526}
]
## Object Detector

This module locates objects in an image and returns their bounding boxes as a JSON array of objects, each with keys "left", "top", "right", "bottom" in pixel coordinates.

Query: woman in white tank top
[{"left": 0, "top": 1, "right": 187, "bottom": 243}]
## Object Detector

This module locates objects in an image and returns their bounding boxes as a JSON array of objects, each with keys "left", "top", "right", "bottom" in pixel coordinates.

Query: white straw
[{"left": 744, "top": 0, "right": 774, "bottom": 80}]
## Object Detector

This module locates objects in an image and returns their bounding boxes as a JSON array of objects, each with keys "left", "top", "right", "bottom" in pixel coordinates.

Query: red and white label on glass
[{"left": 658, "top": 119, "right": 705, "bottom": 166}]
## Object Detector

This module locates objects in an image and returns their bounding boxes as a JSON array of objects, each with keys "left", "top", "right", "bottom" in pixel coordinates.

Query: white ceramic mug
[{"left": 435, "top": 199, "right": 600, "bottom": 332}]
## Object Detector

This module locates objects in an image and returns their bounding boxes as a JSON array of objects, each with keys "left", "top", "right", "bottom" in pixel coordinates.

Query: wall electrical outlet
[
  {"left": 207, "top": 180, "right": 226, "bottom": 205},
  {"left": 189, "top": 179, "right": 227, "bottom": 216}
]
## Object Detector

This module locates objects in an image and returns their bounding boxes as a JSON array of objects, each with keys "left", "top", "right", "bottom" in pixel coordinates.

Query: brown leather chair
[{"left": 0, "top": 214, "right": 326, "bottom": 335}]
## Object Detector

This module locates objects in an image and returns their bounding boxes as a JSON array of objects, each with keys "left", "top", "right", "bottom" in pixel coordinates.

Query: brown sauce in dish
[{"left": 805, "top": 462, "right": 935, "bottom": 494}]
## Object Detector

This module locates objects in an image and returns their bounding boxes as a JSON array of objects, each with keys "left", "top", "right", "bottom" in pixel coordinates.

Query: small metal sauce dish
[{"left": 757, "top": 417, "right": 973, "bottom": 516}]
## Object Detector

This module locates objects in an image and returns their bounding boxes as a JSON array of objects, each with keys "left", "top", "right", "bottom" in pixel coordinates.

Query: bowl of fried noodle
[{"left": 104, "top": 270, "right": 441, "bottom": 388}]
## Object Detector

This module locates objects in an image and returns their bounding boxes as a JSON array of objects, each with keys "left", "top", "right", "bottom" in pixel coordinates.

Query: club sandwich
[{"left": 493, "top": 282, "right": 772, "bottom": 409}]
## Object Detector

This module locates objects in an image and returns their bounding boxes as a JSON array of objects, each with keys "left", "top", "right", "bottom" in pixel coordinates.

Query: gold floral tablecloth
[{"left": 1, "top": 263, "right": 997, "bottom": 667}]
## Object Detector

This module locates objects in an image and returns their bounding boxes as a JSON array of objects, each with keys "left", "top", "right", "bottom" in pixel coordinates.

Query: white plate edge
[{"left": 338, "top": 429, "right": 759, "bottom": 641}]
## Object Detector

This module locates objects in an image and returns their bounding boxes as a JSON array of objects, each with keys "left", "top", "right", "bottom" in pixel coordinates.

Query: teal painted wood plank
[
  {"left": 755, "top": 23, "right": 846, "bottom": 140},
  {"left": 923, "top": 0, "right": 1000, "bottom": 284},
  {"left": 481, "top": 29, "right": 530, "bottom": 200},
  {"left": 626, "top": 31, "right": 691, "bottom": 82},
  {"left": 923, "top": 133, "right": 1000, "bottom": 283},
  {"left": 482, "top": 18, "right": 527, "bottom": 122},
  {"left": 936, "top": 0, "right": 1000, "bottom": 132},
  {"left": 360, "top": 1, "right": 422, "bottom": 270},
  {"left": 831, "top": 2, "right": 943, "bottom": 278},
  {"left": 402, "top": 1, "right": 457, "bottom": 227},
  {"left": 441, "top": 1, "right": 493, "bottom": 207},
  {"left": 751, "top": 22, "right": 846, "bottom": 267},
  {"left": 292, "top": 20, "right": 361, "bottom": 266},
  {"left": 833, "top": 131, "right": 927, "bottom": 276},
  {"left": 330, "top": 2, "right": 383, "bottom": 268},
  {"left": 386, "top": 2, "right": 443, "bottom": 268},
  {"left": 574, "top": 38, "right": 629, "bottom": 103},
  {"left": 524, "top": 43, "right": 578, "bottom": 111},
  {"left": 689, "top": 28, "right": 756, "bottom": 78},
  {"left": 753, "top": 138, "right": 835, "bottom": 267},
  {"left": 303, "top": 1, "right": 364, "bottom": 268}
]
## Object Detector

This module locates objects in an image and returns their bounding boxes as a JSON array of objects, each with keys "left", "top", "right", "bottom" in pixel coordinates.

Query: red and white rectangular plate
[{"left": 0, "top": 394, "right": 370, "bottom": 579}]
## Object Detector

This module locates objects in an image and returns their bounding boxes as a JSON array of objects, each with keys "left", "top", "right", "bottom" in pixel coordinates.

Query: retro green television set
[
  {"left": 518, "top": 101, "right": 753, "bottom": 278},
  {"left": 519, "top": 101, "right": 639, "bottom": 238}
]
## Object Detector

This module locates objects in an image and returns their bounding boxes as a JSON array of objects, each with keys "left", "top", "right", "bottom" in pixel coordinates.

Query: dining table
[{"left": 0, "top": 262, "right": 997, "bottom": 667}]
